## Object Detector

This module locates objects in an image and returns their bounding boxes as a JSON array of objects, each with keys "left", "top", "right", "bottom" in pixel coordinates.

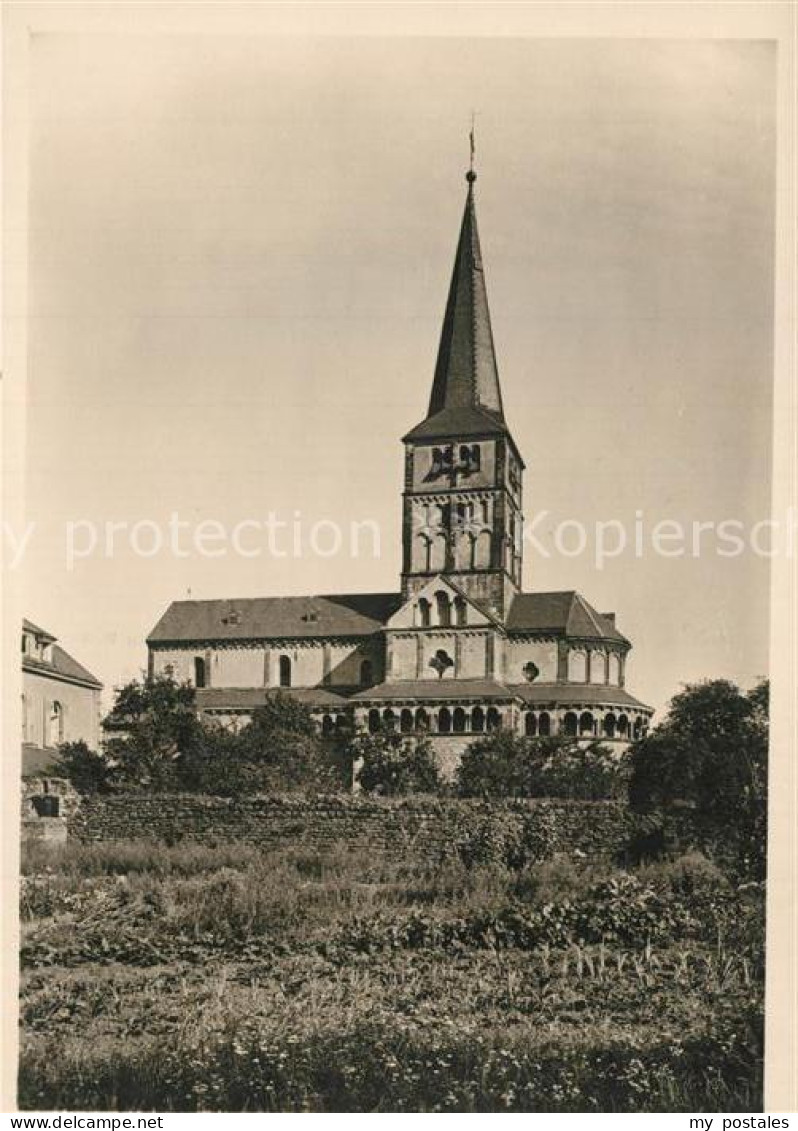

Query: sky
[{"left": 23, "top": 34, "right": 776, "bottom": 714}]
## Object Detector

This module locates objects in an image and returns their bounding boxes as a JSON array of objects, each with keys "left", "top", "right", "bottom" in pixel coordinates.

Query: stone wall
[{"left": 68, "top": 793, "right": 649, "bottom": 864}]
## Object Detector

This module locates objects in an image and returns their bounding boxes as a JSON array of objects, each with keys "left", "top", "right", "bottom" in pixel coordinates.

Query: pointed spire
[{"left": 426, "top": 169, "right": 505, "bottom": 422}]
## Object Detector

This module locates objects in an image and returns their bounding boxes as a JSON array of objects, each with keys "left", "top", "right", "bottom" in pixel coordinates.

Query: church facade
[{"left": 147, "top": 170, "right": 652, "bottom": 773}]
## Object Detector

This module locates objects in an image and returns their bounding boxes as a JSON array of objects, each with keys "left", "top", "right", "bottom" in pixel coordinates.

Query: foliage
[
  {"left": 100, "top": 674, "right": 202, "bottom": 791},
  {"left": 19, "top": 838, "right": 764, "bottom": 1112},
  {"left": 628, "top": 679, "right": 768, "bottom": 879},
  {"left": 456, "top": 733, "right": 627, "bottom": 800},
  {"left": 352, "top": 731, "right": 441, "bottom": 796},
  {"left": 53, "top": 741, "right": 113, "bottom": 795}
]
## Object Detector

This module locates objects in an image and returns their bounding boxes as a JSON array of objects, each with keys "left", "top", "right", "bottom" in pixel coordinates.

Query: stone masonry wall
[{"left": 67, "top": 793, "right": 656, "bottom": 865}]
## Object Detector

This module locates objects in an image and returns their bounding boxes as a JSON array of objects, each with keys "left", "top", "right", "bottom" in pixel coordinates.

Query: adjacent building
[
  {"left": 148, "top": 169, "right": 653, "bottom": 773},
  {"left": 21, "top": 618, "right": 103, "bottom": 775}
]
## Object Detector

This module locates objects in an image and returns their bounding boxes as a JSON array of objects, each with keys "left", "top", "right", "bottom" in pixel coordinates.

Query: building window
[
  {"left": 471, "top": 706, "right": 485, "bottom": 733},
  {"left": 360, "top": 659, "right": 374, "bottom": 686},
  {"left": 486, "top": 707, "right": 501, "bottom": 732},
  {"left": 382, "top": 709, "right": 396, "bottom": 732},
  {"left": 524, "top": 712, "right": 537, "bottom": 736},
  {"left": 417, "top": 598, "right": 431, "bottom": 627},
  {"left": 194, "top": 656, "right": 207, "bottom": 688},
  {"left": 453, "top": 707, "right": 467, "bottom": 733},
  {"left": 579, "top": 711, "right": 595, "bottom": 736},
  {"left": 454, "top": 597, "right": 467, "bottom": 627},
  {"left": 368, "top": 708, "right": 381, "bottom": 734},
  {"left": 48, "top": 702, "right": 64, "bottom": 748},
  {"left": 603, "top": 713, "right": 617, "bottom": 739},
  {"left": 429, "top": 649, "right": 454, "bottom": 679},
  {"left": 400, "top": 708, "right": 414, "bottom": 733},
  {"left": 538, "top": 711, "right": 551, "bottom": 737},
  {"left": 278, "top": 655, "right": 292, "bottom": 688},
  {"left": 563, "top": 711, "right": 578, "bottom": 737},
  {"left": 322, "top": 715, "right": 335, "bottom": 736},
  {"left": 435, "top": 590, "right": 451, "bottom": 626},
  {"left": 32, "top": 794, "right": 60, "bottom": 818},
  {"left": 415, "top": 707, "right": 430, "bottom": 732},
  {"left": 438, "top": 707, "right": 452, "bottom": 734},
  {"left": 617, "top": 713, "right": 629, "bottom": 738}
]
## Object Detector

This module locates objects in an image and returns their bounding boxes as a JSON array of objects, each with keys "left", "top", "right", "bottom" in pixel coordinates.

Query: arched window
[
  {"left": 474, "top": 530, "right": 491, "bottom": 569},
  {"left": 579, "top": 711, "right": 595, "bottom": 736},
  {"left": 603, "top": 713, "right": 616, "bottom": 739},
  {"left": 608, "top": 654, "right": 621, "bottom": 686},
  {"left": 435, "top": 590, "right": 451, "bottom": 627},
  {"left": 633, "top": 717, "right": 643, "bottom": 740},
  {"left": 417, "top": 598, "right": 431, "bottom": 628},
  {"left": 360, "top": 659, "right": 374, "bottom": 686},
  {"left": 538, "top": 711, "right": 551, "bottom": 737},
  {"left": 322, "top": 714, "right": 335, "bottom": 736},
  {"left": 524, "top": 712, "right": 537, "bottom": 736},
  {"left": 278, "top": 655, "right": 292, "bottom": 688},
  {"left": 486, "top": 707, "right": 501, "bottom": 732},
  {"left": 383, "top": 709, "right": 396, "bottom": 732},
  {"left": 368, "top": 708, "right": 381, "bottom": 734},
  {"left": 48, "top": 701, "right": 64, "bottom": 748},
  {"left": 471, "top": 706, "right": 485, "bottom": 733},
  {"left": 453, "top": 707, "right": 467, "bottom": 733},
  {"left": 438, "top": 707, "right": 452, "bottom": 734},
  {"left": 617, "top": 714, "right": 629, "bottom": 738},
  {"left": 417, "top": 535, "right": 432, "bottom": 573},
  {"left": 563, "top": 711, "right": 578, "bottom": 737},
  {"left": 194, "top": 656, "right": 207, "bottom": 688},
  {"left": 454, "top": 596, "right": 467, "bottom": 627},
  {"left": 400, "top": 708, "right": 414, "bottom": 733},
  {"left": 415, "top": 707, "right": 430, "bottom": 732}
]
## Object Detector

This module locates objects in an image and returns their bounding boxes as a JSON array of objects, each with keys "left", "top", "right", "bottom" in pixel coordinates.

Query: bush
[
  {"left": 352, "top": 731, "right": 441, "bottom": 796},
  {"left": 456, "top": 733, "right": 627, "bottom": 800}
]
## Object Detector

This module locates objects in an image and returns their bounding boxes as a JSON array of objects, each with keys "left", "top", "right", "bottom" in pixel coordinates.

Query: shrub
[
  {"left": 456, "top": 734, "right": 626, "bottom": 800},
  {"left": 352, "top": 731, "right": 441, "bottom": 796}
]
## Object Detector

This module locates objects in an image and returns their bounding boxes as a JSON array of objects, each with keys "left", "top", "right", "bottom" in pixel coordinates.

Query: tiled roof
[
  {"left": 506, "top": 591, "right": 629, "bottom": 645},
  {"left": 196, "top": 687, "right": 352, "bottom": 711},
  {"left": 148, "top": 592, "right": 402, "bottom": 644},
  {"left": 510, "top": 683, "right": 652, "bottom": 711},
  {"left": 23, "top": 644, "right": 103, "bottom": 689},
  {"left": 352, "top": 679, "right": 515, "bottom": 703}
]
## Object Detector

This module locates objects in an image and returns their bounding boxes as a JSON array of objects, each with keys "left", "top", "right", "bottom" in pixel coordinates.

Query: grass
[{"left": 18, "top": 840, "right": 764, "bottom": 1112}]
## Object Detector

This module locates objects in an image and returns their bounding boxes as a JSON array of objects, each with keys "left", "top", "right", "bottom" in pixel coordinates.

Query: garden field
[{"left": 18, "top": 837, "right": 764, "bottom": 1112}]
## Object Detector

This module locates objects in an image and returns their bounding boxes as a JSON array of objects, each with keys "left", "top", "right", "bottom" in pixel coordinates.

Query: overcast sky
[{"left": 24, "top": 34, "right": 775, "bottom": 713}]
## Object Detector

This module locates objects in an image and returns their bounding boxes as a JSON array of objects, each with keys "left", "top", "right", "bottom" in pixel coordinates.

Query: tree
[
  {"left": 352, "top": 730, "right": 441, "bottom": 796},
  {"left": 221, "top": 692, "right": 347, "bottom": 793},
  {"left": 101, "top": 673, "right": 202, "bottom": 790},
  {"left": 628, "top": 678, "right": 768, "bottom": 878},
  {"left": 53, "top": 740, "right": 113, "bottom": 795},
  {"left": 456, "top": 732, "right": 625, "bottom": 800}
]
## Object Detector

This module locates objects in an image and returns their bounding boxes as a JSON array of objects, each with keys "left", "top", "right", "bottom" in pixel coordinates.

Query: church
[{"left": 147, "top": 167, "right": 653, "bottom": 773}]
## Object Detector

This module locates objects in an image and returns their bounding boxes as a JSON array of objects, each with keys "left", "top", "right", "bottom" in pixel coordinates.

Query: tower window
[
  {"left": 279, "top": 655, "right": 292, "bottom": 688},
  {"left": 194, "top": 656, "right": 207, "bottom": 688},
  {"left": 434, "top": 590, "right": 451, "bottom": 627}
]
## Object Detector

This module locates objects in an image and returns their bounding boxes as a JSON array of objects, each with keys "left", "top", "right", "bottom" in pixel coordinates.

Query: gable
[{"left": 386, "top": 576, "right": 495, "bottom": 630}]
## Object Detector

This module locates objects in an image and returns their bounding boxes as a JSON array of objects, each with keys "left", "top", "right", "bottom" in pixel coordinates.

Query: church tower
[{"left": 401, "top": 169, "right": 524, "bottom": 622}]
